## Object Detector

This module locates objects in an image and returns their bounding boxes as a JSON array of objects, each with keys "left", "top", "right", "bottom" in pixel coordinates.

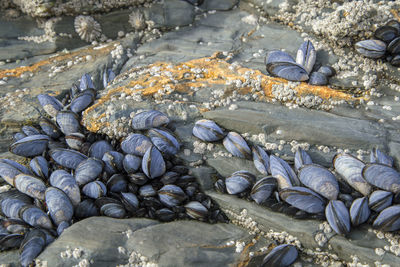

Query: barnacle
[{"left": 74, "top": 15, "right": 102, "bottom": 43}]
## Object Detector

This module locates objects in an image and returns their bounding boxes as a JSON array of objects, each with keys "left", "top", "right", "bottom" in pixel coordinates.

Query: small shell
[
  {"left": 13, "top": 132, "right": 26, "bottom": 141},
  {"left": 355, "top": 39, "right": 386, "bottom": 59},
  {"left": 102, "top": 151, "right": 124, "bottom": 175},
  {"left": 49, "top": 170, "right": 81, "bottom": 206},
  {"left": 270, "top": 155, "right": 300, "bottom": 189},
  {"left": 95, "top": 198, "right": 126, "bottom": 218},
  {"left": 374, "top": 25, "right": 399, "bottom": 43},
  {"left": 223, "top": 132, "right": 252, "bottom": 159},
  {"left": 37, "top": 94, "right": 63, "bottom": 118},
  {"left": 56, "top": 111, "right": 81, "bottom": 136},
  {"left": 325, "top": 200, "right": 351, "bottom": 235},
  {"left": 75, "top": 158, "right": 104, "bottom": 186},
  {"left": 298, "top": 164, "right": 339, "bottom": 200},
  {"left": 89, "top": 140, "right": 113, "bottom": 160},
  {"left": 107, "top": 174, "right": 128, "bottom": 193},
  {"left": 252, "top": 145, "right": 270, "bottom": 175},
  {"left": 372, "top": 205, "right": 400, "bottom": 232},
  {"left": 50, "top": 148, "right": 87, "bottom": 169},
  {"left": 184, "top": 201, "right": 208, "bottom": 221},
  {"left": 349, "top": 197, "right": 370, "bottom": 226},
  {"left": 22, "top": 126, "right": 40, "bottom": 136},
  {"left": 317, "top": 66, "right": 336, "bottom": 77},
  {"left": 250, "top": 177, "right": 277, "bottom": 204},
  {"left": 262, "top": 244, "right": 298, "bottom": 267},
  {"left": 128, "top": 173, "right": 149, "bottom": 186},
  {"left": 369, "top": 190, "right": 393, "bottom": 212},
  {"left": 387, "top": 36, "right": 400, "bottom": 54},
  {"left": 14, "top": 174, "right": 46, "bottom": 201},
  {"left": 121, "top": 134, "right": 152, "bottom": 157},
  {"left": 139, "top": 184, "right": 156, "bottom": 197},
  {"left": 362, "top": 163, "right": 400, "bottom": 193},
  {"left": 45, "top": 187, "right": 73, "bottom": 226},
  {"left": 131, "top": 110, "right": 170, "bottom": 130},
  {"left": 29, "top": 156, "right": 49, "bottom": 180},
  {"left": 39, "top": 117, "right": 61, "bottom": 139},
  {"left": 296, "top": 40, "right": 316, "bottom": 73},
  {"left": 160, "top": 171, "right": 180, "bottom": 185},
  {"left": 120, "top": 192, "right": 139, "bottom": 211},
  {"left": 333, "top": 153, "right": 371, "bottom": 196},
  {"left": 225, "top": 170, "right": 256, "bottom": 195},
  {"left": 370, "top": 148, "right": 393, "bottom": 167},
  {"left": 70, "top": 89, "right": 96, "bottom": 114},
  {"left": 74, "top": 16, "right": 102, "bottom": 43},
  {"left": 214, "top": 179, "right": 226, "bottom": 194},
  {"left": 103, "top": 69, "right": 116, "bottom": 88},
  {"left": 158, "top": 185, "right": 186, "bottom": 207},
  {"left": 74, "top": 199, "right": 99, "bottom": 219},
  {"left": 266, "top": 51, "right": 309, "bottom": 82},
  {"left": 294, "top": 148, "right": 312, "bottom": 172},
  {"left": 65, "top": 132, "right": 85, "bottom": 150},
  {"left": 148, "top": 128, "right": 180, "bottom": 155},
  {"left": 122, "top": 154, "right": 142, "bottom": 174},
  {"left": 9, "top": 135, "right": 50, "bottom": 157},
  {"left": 308, "top": 72, "right": 328, "bottom": 86},
  {"left": 20, "top": 205, "right": 53, "bottom": 229},
  {"left": 82, "top": 181, "right": 107, "bottom": 199},
  {"left": 79, "top": 73, "right": 95, "bottom": 91},
  {"left": 192, "top": 119, "right": 225, "bottom": 142},
  {"left": 142, "top": 146, "right": 166, "bottom": 179},
  {"left": 280, "top": 186, "right": 325, "bottom": 214},
  {"left": 155, "top": 208, "right": 176, "bottom": 222}
]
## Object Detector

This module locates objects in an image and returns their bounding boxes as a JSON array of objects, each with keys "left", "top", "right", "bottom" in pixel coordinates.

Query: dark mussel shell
[
  {"left": 49, "top": 170, "right": 81, "bottom": 206},
  {"left": 50, "top": 148, "right": 87, "bottom": 169},
  {"left": 0, "top": 233, "right": 24, "bottom": 251},
  {"left": 121, "top": 133, "right": 152, "bottom": 157},
  {"left": 102, "top": 151, "right": 124, "bottom": 175},
  {"left": 294, "top": 148, "right": 312, "bottom": 172},
  {"left": 107, "top": 174, "right": 128, "bottom": 193},
  {"left": 103, "top": 68, "right": 116, "bottom": 88},
  {"left": 74, "top": 199, "right": 99, "bottom": 219},
  {"left": 39, "top": 117, "right": 61, "bottom": 139},
  {"left": 21, "top": 126, "right": 40, "bottom": 136},
  {"left": 139, "top": 184, "right": 156, "bottom": 197},
  {"left": 0, "top": 162, "right": 22, "bottom": 186},
  {"left": 355, "top": 39, "right": 386, "bottom": 59},
  {"left": 262, "top": 244, "right": 298, "bottom": 267},
  {"left": 158, "top": 184, "right": 186, "bottom": 207},
  {"left": 19, "top": 205, "right": 53, "bottom": 229},
  {"left": 386, "top": 20, "right": 400, "bottom": 32},
  {"left": 192, "top": 119, "right": 225, "bottom": 142},
  {"left": 75, "top": 158, "right": 104, "bottom": 186},
  {"left": 65, "top": 132, "right": 85, "bottom": 150},
  {"left": 296, "top": 40, "right": 316, "bottom": 73},
  {"left": 184, "top": 201, "right": 208, "bottom": 221},
  {"left": 270, "top": 155, "right": 300, "bottom": 189},
  {"left": 225, "top": 170, "right": 256, "bottom": 195},
  {"left": 148, "top": 128, "right": 180, "bottom": 155},
  {"left": 45, "top": 187, "right": 73, "bottom": 226},
  {"left": 222, "top": 132, "right": 252, "bottom": 159},
  {"left": 122, "top": 154, "right": 141, "bottom": 174},
  {"left": 56, "top": 111, "right": 81, "bottom": 136},
  {"left": 308, "top": 72, "right": 328, "bottom": 86},
  {"left": 10, "top": 135, "right": 50, "bottom": 157},
  {"left": 266, "top": 51, "right": 309, "bottom": 82},
  {"left": 250, "top": 176, "right": 277, "bottom": 204},
  {"left": 89, "top": 140, "right": 113, "bottom": 160},
  {"left": 370, "top": 148, "right": 393, "bottom": 167},
  {"left": 131, "top": 110, "right": 170, "bottom": 130},
  {"left": 252, "top": 145, "right": 270, "bottom": 175},
  {"left": 20, "top": 229, "right": 46, "bottom": 267},
  {"left": 372, "top": 205, "right": 400, "bottom": 231},
  {"left": 14, "top": 174, "right": 46, "bottom": 201},
  {"left": 82, "top": 181, "right": 107, "bottom": 199},
  {"left": 29, "top": 156, "right": 49, "bottom": 180},
  {"left": 1, "top": 198, "right": 27, "bottom": 219},
  {"left": 280, "top": 186, "right": 325, "bottom": 214},
  {"left": 374, "top": 25, "right": 399, "bottom": 43},
  {"left": 362, "top": 163, "right": 400, "bottom": 193},
  {"left": 325, "top": 200, "right": 351, "bottom": 235},
  {"left": 128, "top": 172, "right": 149, "bottom": 186},
  {"left": 369, "top": 190, "right": 393, "bottom": 212},
  {"left": 70, "top": 89, "right": 96, "bottom": 113},
  {"left": 317, "top": 66, "right": 336, "bottom": 77},
  {"left": 142, "top": 146, "right": 166, "bottom": 179},
  {"left": 79, "top": 73, "right": 94, "bottom": 90},
  {"left": 95, "top": 197, "right": 126, "bottom": 218},
  {"left": 388, "top": 36, "right": 400, "bottom": 55},
  {"left": 120, "top": 192, "right": 139, "bottom": 211},
  {"left": 155, "top": 208, "right": 176, "bottom": 222},
  {"left": 37, "top": 94, "right": 63, "bottom": 118},
  {"left": 349, "top": 197, "right": 370, "bottom": 226}
]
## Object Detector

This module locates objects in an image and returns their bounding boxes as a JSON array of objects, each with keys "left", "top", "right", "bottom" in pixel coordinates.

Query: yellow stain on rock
[
  {"left": 83, "top": 52, "right": 360, "bottom": 133},
  {"left": 391, "top": 9, "right": 400, "bottom": 21}
]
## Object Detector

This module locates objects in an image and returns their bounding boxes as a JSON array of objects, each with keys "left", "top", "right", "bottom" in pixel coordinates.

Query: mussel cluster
[
  {"left": 265, "top": 40, "right": 335, "bottom": 85},
  {"left": 193, "top": 119, "right": 400, "bottom": 236},
  {"left": 355, "top": 20, "right": 400, "bottom": 66},
  {"left": 0, "top": 73, "right": 226, "bottom": 266}
]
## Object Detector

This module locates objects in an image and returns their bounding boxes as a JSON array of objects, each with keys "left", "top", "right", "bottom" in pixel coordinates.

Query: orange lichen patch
[
  {"left": 83, "top": 52, "right": 361, "bottom": 132},
  {"left": 0, "top": 43, "right": 116, "bottom": 79},
  {"left": 391, "top": 9, "right": 400, "bottom": 21}
]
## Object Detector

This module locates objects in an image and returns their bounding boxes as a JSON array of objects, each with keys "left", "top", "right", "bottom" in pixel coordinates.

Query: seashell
[
  {"left": 225, "top": 170, "right": 256, "bottom": 195},
  {"left": 296, "top": 40, "right": 316, "bottom": 73},
  {"left": 184, "top": 201, "right": 208, "bottom": 221},
  {"left": 128, "top": 172, "right": 149, "bottom": 186},
  {"left": 70, "top": 89, "right": 96, "bottom": 114},
  {"left": 294, "top": 148, "right": 312, "bottom": 172},
  {"left": 374, "top": 25, "right": 399, "bottom": 43},
  {"left": 349, "top": 197, "right": 370, "bottom": 226},
  {"left": 0, "top": 189, "right": 32, "bottom": 205},
  {"left": 65, "top": 132, "right": 85, "bottom": 150},
  {"left": 50, "top": 148, "right": 87, "bottom": 169},
  {"left": 388, "top": 36, "right": 400, "bottom": 55},
  {"left": 369, "top": 190, "right": 393, "bottom": 212},
  {"left": 70, "top": 84, "right": 80, "bottom": 98},
  {"left": 29, "top": 156, "right": 49, "bottom": 180},
  {"left": 49, "top": 170, "right": 81, "bottom": 206},
  {"left": 45, "top": 187, "right": 73, "bottom": 226},
  {"left": 39, "top": 117, "right": 61, "bottom": 139},
  {"left": 82, "top": 181, "right": 107, "bottom": 199},
  {"left": 13, "top": 132, "right": 26, "bottom": 141},
  {"left": 0, "top": 162, "right": 21, "bottom": 186},
  {"left": 298, "top": 164, "right": 339, "bottom": 200},
  {"left": 370, "top": 148, "right": 393, "bottom": 167},
  {"left": 107, "top": 174, "right": 128, "bottom": 193},
  {"left": 262, "top": 244, "right": 298, "bottom": 267},
  {"left": 280, "top": 186, "right": 325, "bottom": 213},
  {"left": 372, "top": 205, "right": 400, "bottom": 231},
  {"left": 391, "top": 54, "right": 400, "bottom": 66},
  {"left": 266, "top": 51, "right": 309, "bottom": 82},
  {"left": 121, "top": 133, "right": 152, "bottom": 157},
  {"left": 333, "top": 153, "right": 371, "bottom": 196},
  {"left": 102, "top": 151, "right": 124, "bottom": 175},
  {"left": 95, "top": 197, "right": 126, "bottom": 218},
  {"left": 0, "top": 233, "right": 24, "bottom": 251},
  {"left": 250, "top": 177, "right": 277, "bottom": 204},
  {"left": 158, "top": 185, "right": 186, "bottom": 207},
  {"left": 355, "top": 39, "right": 386, "bottom": 59},
  {"left": 386, "top": 20, "right": 400, "bottom": 32},
  {"left": 89, "top": 140, "right": 113, "bottom": 160},
  {"left": 148, "top": 128, "right": 180, "bottom": 155},
  {"left": 214, "top": 179, "right": 226, "bottom": 194},
  {"left": 19, "top": 205, "right": 53, "bottom": 229},
  {"left": 103, "top": 68, "right": 116, "bottom": 88},
  {"left": 325, "top": 200, "right": 351, "bottom": 235},
  {"left": 10, "top": 134, "right": 50, "bottom": 157},
  {"left": 74, "top": 199, "right": 99, "bottom": 219},
  {"left": 56, "top": 111, "right": 80, "bottom": 136},
  {"left": 317, "top": 66, "right": 336, "bottom": 77},
  {"left": 142, "top": 146, "right": 166, "bottom": 179},
  {"left": 129, "top": 10, "right": 146, "bottom": 31},
  {"left": 123, "top": 154, "right": 142, "bottom": 174},
  {"left": 120, "top": 192, "right": 139, "bottom": 211},
  {"left": 131, "top": 110, "right": 170, "bottom": 130},
  {"left": 223, "top": 132, "right": 252, "bottom": 159},
  {"left": 139, "top": 184, "right": 156, "bottom": 197},
  {"left": 57, "top": 221, "right": 70, "bottom": 236},
  {"left": 362, "top": 163, "right": 400, "bottom": 193},
  {"left": 1, "top": 219, "right": 30, "bottom": 234},
  {"left": 155, "top": 208, "right": 176, "bottom": 222},
  {"left": 270, "top": 155, "right": 300, "bottom": 189},
  {"left": 20, "top": 229, "right": 46, "bottom": 267},
  {"left": 75, "top": 158, "right": 103, "bottom": 186},
  {"left": 74, "top": 16, "right": 101, "bottom": 43},
  {"left": 21, "top": 126, "right": 40, "bottom": 136},
  {"left": 308, "top": 72, "right": 328, "bottom": 86},
  {"left": 252, "top": 145, "right": 270, "bottom": 175},
  {"left": 14, "top": 174, "right": 46, "bottom": 201},
  {"left": 160, "top": 172, "right": 179, "bottom": 186},
  {"left": 79, "top": 73, "right": 95, "bottom": 91},
  {"left": 37, "top": 94, "right": 63, "bottom": 118},
  {"left": 1, "top": 198, "right": 26, "bottom": 219},
  {"left": 192, "top": 119, "right": 225, "bottom": 142}
]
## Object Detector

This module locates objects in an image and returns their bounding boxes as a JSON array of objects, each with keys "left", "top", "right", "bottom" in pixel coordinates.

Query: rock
[
  {"left": 147, "top": 0, "right": 195, "bottom": 28},
  {"left": 202, "top": 0, "right": 239, "bottom": 11},
  {"left": 0, "top": 249, "right": 20, "bottom": 267}
]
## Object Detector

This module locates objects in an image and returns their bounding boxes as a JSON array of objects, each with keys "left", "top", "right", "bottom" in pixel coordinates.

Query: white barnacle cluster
[
  {"left": 19, "top": 17, "right": 60, "bottom": 43},
  {"left": 0, "top": 88, "right": 31, "bottom": 109},
  {"left": 116, "top": 250, "right": 158, "bottom": 267},
  {"left": 372, "top": 229, "right": 400, "bottom": 257},
  {"left": 74, "top": 15, "right": 102, "bottom": 43}
]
